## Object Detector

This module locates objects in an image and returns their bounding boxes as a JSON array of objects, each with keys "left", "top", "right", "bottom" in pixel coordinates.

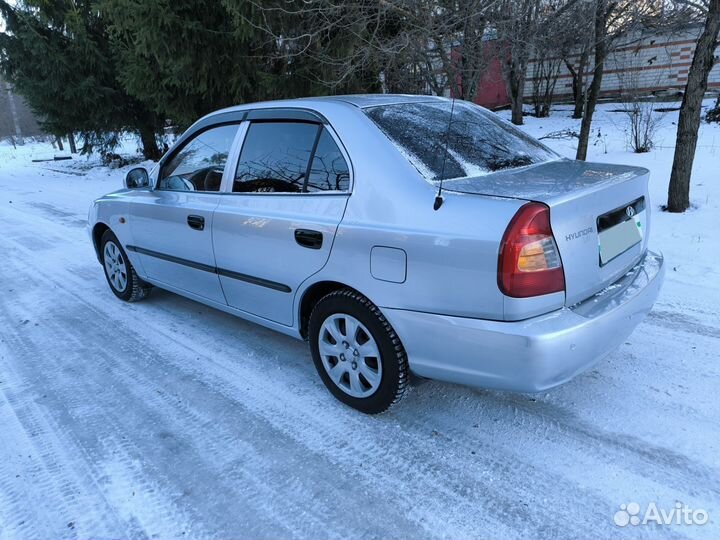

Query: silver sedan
[{"left": 88, "top": 95, "right": 665, "bottom": 413}]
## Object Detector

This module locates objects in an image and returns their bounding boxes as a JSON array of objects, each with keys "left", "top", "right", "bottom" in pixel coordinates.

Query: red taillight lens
[{"left": 498, "top": 202, "right": 565, "bottom": 298}]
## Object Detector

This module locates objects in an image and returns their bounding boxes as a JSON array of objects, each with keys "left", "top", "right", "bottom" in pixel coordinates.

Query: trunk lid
[{"left": 443, "top": 159, "right": 651, "bottom": 305}]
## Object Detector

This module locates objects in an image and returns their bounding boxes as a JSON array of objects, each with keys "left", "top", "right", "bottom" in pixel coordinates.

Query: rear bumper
[{"left": 383, "top": 250, "right": 665, "bottom": 392}]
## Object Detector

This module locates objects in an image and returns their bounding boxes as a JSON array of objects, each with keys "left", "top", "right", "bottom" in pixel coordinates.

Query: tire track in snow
[
  {"left": 0, "top": 224, "right": 425, "bottom": 538},
  {"left": 0, "top": 277, "right": 292, "bottom": 538},
  {"left": 0, "top": 243, "right": 203, "bottom": 539},
  {"left": 1, "top": 205, "right": 544, "bottom": 534},
  {"left": 0, "top": 230, "right": 515, "bottom": 538},
  {"left": 0, "top": 334, "right": 139, "bottom": 539},
  {"left": 2, "top": 196, "right": 719, "bottom": 539},
  {"left": 646, "top": 310, "right": 720, "bottom": 339}
]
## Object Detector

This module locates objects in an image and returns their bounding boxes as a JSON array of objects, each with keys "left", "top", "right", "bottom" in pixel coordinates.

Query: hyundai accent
[{"left": 88, "top": 95, "right": 665, "bottom": 413}]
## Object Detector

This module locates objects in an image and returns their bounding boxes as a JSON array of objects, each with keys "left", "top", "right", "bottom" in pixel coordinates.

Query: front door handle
[
  {"left": 187, "top": 214, "right": 205, "bottom": 231},
  {"left": 294, "top": 229, "right": 323, "bottom": 249}
]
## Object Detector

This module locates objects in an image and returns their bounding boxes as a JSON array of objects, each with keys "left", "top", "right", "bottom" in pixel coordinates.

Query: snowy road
[{"left": 1, "top": 107, "right": 719, "bottom": 540}]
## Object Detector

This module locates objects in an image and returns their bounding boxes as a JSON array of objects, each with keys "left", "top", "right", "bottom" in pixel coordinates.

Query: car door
[
  {"left": 128, "top": 123, "right": 241, "bottom": 304},
  {"left": 213, "top": 116, "right": 352, "bottom": 326}
]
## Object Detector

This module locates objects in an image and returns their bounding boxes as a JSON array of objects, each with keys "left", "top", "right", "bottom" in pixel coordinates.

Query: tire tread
[{"left": 309, "top": 288, "right": 408, "bottom": 413}]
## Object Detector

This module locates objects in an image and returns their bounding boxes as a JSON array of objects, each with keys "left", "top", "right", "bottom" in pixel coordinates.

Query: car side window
[
  {"left": 306, "top": 129, "right": 350, "bottom": 192},
  {"left": 233, "top": 122, "right": 350, "bottom": 194},
  {"left": 158, "top": 124, "right": 239, "bottom": 192},
  {"left": 233, "top": 122, "right": 319, "bottom": 193}
]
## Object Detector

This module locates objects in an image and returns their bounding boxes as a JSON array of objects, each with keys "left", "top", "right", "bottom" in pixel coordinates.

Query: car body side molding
[
  {"left": 125, "top": 245, "right": 292, "bottom": 293},
  {"left": 216, "top": 268, "right": 292, "bottom": 293}
]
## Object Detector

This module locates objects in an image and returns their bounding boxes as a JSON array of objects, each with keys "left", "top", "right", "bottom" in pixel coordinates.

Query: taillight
[{"left": 498, "top": 202, "right": 565, "bottom": 298}]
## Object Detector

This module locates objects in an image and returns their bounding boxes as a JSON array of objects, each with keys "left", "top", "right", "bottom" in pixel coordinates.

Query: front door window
[{"left": 159, "top": 124, "right": 239, "bottom": 192}]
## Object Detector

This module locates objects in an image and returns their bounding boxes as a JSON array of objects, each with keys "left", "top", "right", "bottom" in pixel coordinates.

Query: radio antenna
[{"left": 434, "top": 97, "right": 456, "bottom": 211}]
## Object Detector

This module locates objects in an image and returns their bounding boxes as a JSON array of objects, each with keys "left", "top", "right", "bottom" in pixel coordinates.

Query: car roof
[
  {"left": 307, "top": 94, "right": 447, "bottom": 108},
  {"left": 207, "top": 94, "right": 447, "bottom": 118}
]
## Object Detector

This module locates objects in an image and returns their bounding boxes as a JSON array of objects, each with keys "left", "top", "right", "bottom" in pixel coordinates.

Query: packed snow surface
[{"left": 0, "top": 102, "right": 718, "bottom": 539}]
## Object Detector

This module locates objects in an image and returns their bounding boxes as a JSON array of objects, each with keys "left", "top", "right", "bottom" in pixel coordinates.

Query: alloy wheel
[
  {"left": 318, "top": 313, "right": 383, "bottom": 398},
  {"left": 103, "top": 241, "right": 128, "bottom": 292}
]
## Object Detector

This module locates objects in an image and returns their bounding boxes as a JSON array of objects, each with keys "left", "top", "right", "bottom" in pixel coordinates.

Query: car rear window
[{"left": 364, "top": 100, "right": 558, "bottom": 182}]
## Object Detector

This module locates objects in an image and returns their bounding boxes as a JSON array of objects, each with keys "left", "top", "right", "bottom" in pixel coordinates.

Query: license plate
[{"left": 598, "top": 214, "right": 643, "bottom": 265}]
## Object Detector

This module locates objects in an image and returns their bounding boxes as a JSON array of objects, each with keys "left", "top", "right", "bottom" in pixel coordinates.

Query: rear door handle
[
  {"left": 294, "top": 229, "right": 323, "bottom": 249},
  {"left": 187, "top": 215, "right": 205, "bottom": 231}
]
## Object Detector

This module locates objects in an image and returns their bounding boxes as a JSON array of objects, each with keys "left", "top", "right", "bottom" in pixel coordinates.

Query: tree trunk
[
  {"left": 666, "top": 0, "right": 720, "bottom": 213},
  {"left": 509, "top": 67, "right": 525, "bottom": 125},
  {"left": 55, "top": 136, "right": 64, "bottom": 152},
  {"left": 511, "top": 95, "right": 524, "bottom": 124},
  {"left": 139, "top": 126, "right": 161, "bottom": 161},
  {"left": 67, "top": 133, "right": 77, "bottom": 154},
  {"left": 573, "top": 49, "right": 589, "bottom": 119},
  {"left": 5, "top": 83, "right": 24, "bottom": 146},
  {"left": 576, "top": 67, "right": 603, "bottom": 160},
  {"left": 576, "top": 1, "right": 609, "bottom": 161}
]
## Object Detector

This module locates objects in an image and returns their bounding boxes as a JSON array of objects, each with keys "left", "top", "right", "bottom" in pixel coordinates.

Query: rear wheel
[
  {"left": 308, "top": 289, "right": 408, "bottom": 414},
  {"left": 101, "top": 230, "right": 151, "bottom": 302}
]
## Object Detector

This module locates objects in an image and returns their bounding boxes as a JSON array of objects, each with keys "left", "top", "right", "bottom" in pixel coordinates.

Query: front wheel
[
  {"left": 101, "top": 230, "right": 151, "bottom": 302},
  {"left": 308, "top": 289, "right": 409, "bottom": 414}
]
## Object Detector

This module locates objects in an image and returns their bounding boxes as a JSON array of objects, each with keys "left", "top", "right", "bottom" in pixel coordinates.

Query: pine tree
[
  {"left": 0, "top": 0, "right": 163, "bottom": 159},
  {"left": 100, "top": 0, "right": 276, "bottom": 130}
]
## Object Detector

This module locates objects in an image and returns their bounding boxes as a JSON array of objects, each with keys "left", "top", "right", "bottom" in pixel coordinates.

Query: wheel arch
[
  {"left": 298, "top": 280, "right": 370, "bottom": 339},
  {"left": 92, "top": 222, "right": 111, "bottom": 263}
]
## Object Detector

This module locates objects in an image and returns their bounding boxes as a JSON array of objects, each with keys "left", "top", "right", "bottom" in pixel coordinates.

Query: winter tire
[
  {"left": 309, "top": 289, "right": 408, "bottom": 414},
  {"left": 101, "top": 229, "right": 151, "bottom": 302}
]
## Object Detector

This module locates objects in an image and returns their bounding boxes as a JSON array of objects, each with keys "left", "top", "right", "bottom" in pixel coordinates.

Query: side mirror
[{"left": 125, "top": 167, "right": 151, "bottom": 189}]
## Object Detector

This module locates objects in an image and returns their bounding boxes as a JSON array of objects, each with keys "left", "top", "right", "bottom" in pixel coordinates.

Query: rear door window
[
  {"left": 233, "top": 122, "right": 350, "bottom": 193},
  {"left": 306, "top": 129, "right": 350, "bottom": 192},
  {"left": 234, "top": 122, "right": 318, "bottom": 193},
  {"left": 364, "top": 101, "right": 558, "bottom": 182}
]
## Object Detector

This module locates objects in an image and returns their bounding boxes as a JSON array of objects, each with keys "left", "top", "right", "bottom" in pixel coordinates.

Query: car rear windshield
[{"left": 364, "top": 100, "right": 558, "bottom": 182}]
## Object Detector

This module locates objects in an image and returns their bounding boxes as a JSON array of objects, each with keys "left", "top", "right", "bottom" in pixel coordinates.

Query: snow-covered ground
[{"left": 0, "top": 102, "right": 718, "bottom": 540}]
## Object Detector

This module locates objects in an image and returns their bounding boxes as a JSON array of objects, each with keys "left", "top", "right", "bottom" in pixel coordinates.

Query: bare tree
[
  {"left": 495, "top": 0, "right": 543, "bottom": 124},
  {"left": 576, "top": 0, "right": 662, "bottom": 161},
  {"left": 576, "top": 0, "right": 609, "bottom": 160},
  {"left": 495, "top": 0, "right": 585, "bottom": 124},
  {"left": 617, "top": 41, "right": 668, "bottom": 152},
  {"left": 667, "top": 0, "right": 720, "bottom": 212},
  {"left": 564, "top": 46, "right": 591, "bottom": 118},
  {"left": 238, "top": 0, "right": 499, "bottom": 101},
  {"left": 622, "top": 98, "right": 665, "bottom": 152},
  {"left": 530, "top": 55, "right": 562, "bottom": 117},
  {"left": 529, "top": 1, "right": 581, "bottom": 117},
  {"left": 559, "top": 2, "right": 594, "bottom": 118},
  {"left": 412, "top": 0, "right": 497, "bottom": 101}
]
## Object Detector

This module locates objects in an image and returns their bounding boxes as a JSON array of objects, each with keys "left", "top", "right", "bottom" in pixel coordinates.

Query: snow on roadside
[{"left": 497, "top": 101, "right": 720, "bottom": 305}]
